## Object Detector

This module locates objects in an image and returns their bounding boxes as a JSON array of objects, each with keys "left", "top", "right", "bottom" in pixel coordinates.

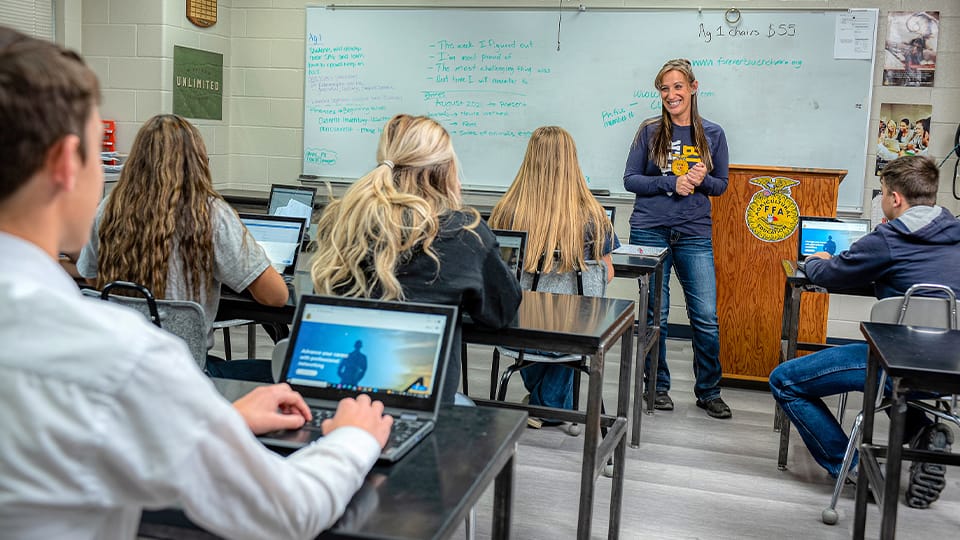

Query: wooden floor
[{"left": 216, "top": 330, "right": 960, "bottom": 539}]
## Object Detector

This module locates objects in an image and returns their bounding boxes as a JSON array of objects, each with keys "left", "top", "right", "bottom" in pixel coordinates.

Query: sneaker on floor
[
  {"left": 906, "top": 423, "right": 954, "bottom": 509},
  {"left": 696, "top": 396, "right": 732, "bottom": 419},
  {"left": 643, "top": 391, "right": 674, "bottom": 410}
]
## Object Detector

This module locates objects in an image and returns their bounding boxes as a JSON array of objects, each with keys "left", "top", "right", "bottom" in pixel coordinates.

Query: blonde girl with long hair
[
  {"left": 78, "top": 114, "right": 288, "bottom": 381},
  {"left": 623, "top": 58, "right": 731, "bottom": 419},
  {"left": 311, "top": 114, "right": 522, "bottom": 402},
  {"left": 488, "top": 126, "right": 619, "bottom": 414}
]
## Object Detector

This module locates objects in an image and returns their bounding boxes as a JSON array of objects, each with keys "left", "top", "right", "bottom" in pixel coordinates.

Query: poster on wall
[
  {"left": 173, "top": 46, "right": 223, "bottom": 120},
  {"left": 875, "top": 102, "right": 932, "bottom": 175},
  {"left": 882, "top": 11, "right": 939, "bottom": 87},
  {"left": 870, "top": 189, "right": 887, "bottom": 230}
]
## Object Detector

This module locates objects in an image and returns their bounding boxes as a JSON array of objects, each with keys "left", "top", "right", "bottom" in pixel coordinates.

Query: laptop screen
[
  {"left": 281, "top": 296, "right": 455, "bottom": 411},
  {"left": 269, "top": 184, "right": 316, "bottom": 241},
  {"left": 798, "top": 217, "right": 871, "bottom": 260},
  {"left": 239, "top": 214, "right": 306, "bottom": 275},
  {"left": 603, "top": 205, "right": 616, "bottom": 227},
  {"left": 492, "top": 229, "right": 526, "bottom": 280}
]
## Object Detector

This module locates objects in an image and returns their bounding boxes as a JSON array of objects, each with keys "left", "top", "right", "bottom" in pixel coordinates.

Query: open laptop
[
  {"left": 260, "top": 295, "right": 456, "bottom": 462},
  {"left": 492, "top": 229, "right": 527, "bottom": 280},
  {"left": 239, "top": 213, "right": 307, "bottom": 281},
  {"left": 268, "top": 184, "right": 317, "bottom": 243},
  {"left": 796, "top": 216, "right": 871, "bottom": 271},
  {"left": 602, "top": 205, "right": 616, "bottom": 227}
]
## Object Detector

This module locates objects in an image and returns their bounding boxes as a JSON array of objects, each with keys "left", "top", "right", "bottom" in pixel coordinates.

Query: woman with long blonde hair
[
  {"left": 78, "top": 114, "right": 288, "bottom": 381},
  {"left": 311, "top": 114, "right": 521, "bottom": 402},
  {"left": 623, "top": 58, "right": 731, "bottom": 418},
  {"left": 488, "top": 126, "right": 619, "bottom": 415}
]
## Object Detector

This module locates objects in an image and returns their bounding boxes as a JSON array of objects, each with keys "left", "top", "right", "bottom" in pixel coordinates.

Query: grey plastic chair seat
[{"left": 83, "top": 282, "right": 208, "bottom": 369}]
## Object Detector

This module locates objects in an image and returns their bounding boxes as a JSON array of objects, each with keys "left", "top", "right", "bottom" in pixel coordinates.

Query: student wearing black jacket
[{"left": 311, "top": 114, "right": 522, "bottom": 403}]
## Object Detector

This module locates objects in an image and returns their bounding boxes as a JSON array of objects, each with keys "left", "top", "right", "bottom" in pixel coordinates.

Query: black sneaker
[
  {"left": 906, "top": 423, "right": 954, "bottom": 509},
  {"left": 696, "top": 397, "right": 732, "bottom": 419},
  {"left": 643, "top": 391, "right": 674, "bottom": 410}
]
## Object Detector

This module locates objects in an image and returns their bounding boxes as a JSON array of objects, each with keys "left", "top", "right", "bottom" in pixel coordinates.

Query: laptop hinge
[{"left": 399, "top": 413, "right": 419, "bottom": 421}]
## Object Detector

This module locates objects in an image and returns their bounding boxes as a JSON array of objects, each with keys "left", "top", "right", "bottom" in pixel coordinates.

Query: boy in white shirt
[{"left": 0, "top": 27, "right": 392, "bottom": 540}]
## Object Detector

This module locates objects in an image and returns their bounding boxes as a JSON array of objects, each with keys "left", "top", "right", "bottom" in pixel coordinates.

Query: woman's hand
[{"left": 675, "top": 163, "right": 706, "bottom": 196}]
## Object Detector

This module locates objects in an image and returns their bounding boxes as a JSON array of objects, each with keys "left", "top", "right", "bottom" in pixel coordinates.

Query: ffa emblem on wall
[{"left": 744, "top": 176, "right": 800, "bottom": 242}]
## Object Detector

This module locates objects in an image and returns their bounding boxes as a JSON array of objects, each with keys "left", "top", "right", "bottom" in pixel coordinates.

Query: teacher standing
[{"left": 623, "top": 58, "right": 731, "bottom": 419}]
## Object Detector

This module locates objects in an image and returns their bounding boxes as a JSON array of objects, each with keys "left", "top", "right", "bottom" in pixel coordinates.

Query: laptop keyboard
[{"left": 306, "top": 407, "right": 426, "bottom": 453}]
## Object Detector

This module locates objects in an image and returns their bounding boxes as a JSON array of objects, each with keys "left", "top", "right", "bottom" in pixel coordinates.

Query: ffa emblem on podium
[{"left": 744, "top": 176, "right": 800, "bottom": 242}]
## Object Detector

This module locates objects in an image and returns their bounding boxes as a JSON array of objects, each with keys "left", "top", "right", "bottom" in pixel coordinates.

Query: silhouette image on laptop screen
[
  {"left": 798, "top": 217, "right": 871, "bottom": 261},
  {"left": 261, "top": 296, "right": 456, "bottom": 462}
]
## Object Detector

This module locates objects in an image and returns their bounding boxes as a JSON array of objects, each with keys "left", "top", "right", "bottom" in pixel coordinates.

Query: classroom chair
[
  {"left": 821, "top": 283, "right": 960, "bottom": 525},
  {"left": 82, "top": 281, "right": 207, "bottom": 369},
  {"left": 491, "top": 257, "right": 608, "bottom": 437}
]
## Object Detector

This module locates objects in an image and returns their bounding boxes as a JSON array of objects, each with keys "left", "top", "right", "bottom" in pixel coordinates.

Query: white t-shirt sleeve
[
  {"left": 210, "top": 199, "right": 271, "bottom": 293},
  {"left": 77, "top": 200, "right": 107, "bottom": 279}
]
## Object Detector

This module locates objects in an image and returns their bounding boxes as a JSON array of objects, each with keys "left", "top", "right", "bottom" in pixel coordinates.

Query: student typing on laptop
[
  {"left": 0, "top": 28, "right": 392, "bottom": 540},
  {"left": 769, "top": 156, "right": 960, "bottom": 508},
  {"left": 311, "top": 114, "right": 522, "bottom": 404},
  {"left": 76, "top": 113, "right": 288, "bottom": 382}
]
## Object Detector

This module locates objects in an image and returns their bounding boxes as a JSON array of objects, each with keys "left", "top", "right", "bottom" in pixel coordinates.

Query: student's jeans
[
  {"left": 206, "top": 355, "right": 275, "bottom": 383},
  {"left": 630, "top": 227, "right": 722, "bottom": 402},
  {"left": 769, "top": 343, "right": 931, "bottom": 477},
  {"left": 521, "top": 362, "right": 574, "bottom": 410}
]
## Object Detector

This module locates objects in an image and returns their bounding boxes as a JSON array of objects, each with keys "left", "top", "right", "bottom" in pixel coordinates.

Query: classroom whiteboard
[{"left": 303, "top": 7, "right": 876, "bottom": 211}]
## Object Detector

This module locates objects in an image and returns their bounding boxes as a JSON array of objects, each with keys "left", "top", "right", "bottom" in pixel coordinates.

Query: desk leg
[
  {"left": 577, "top": 351, "right": 604, "bottom": 539},
  {"left": 854, "top": 346, "right": 880, "bottom": 539},
  {"left": 610, "top": 331, "right": 633, "bottom": 538},
  {"left": 776, "top": 283, "right": 802, "bottom": 470},
  {"left": 645, "top": 266, "right": 665, "bottom": 418},
  {"left": 631, "top": 273, "right": 650, "bottom": 448},
  {"left": 492, "top": 444, "right": 516, "bottom": 540},
  {"left": 880, "top": 382, "right": 907, "bottom": 540}
]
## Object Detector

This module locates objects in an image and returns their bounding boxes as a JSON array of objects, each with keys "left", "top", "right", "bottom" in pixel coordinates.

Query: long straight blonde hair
[
  {"left": 488, "top": 126, "right": 612, "bottom": 273},
  {"left": 97, "top": 114, "right": 220, "bottom": 299},
  {"left": 311, "top": 114, "right": 479, "bottom": 300},
  {"left": 636, "top": 58, "right": 714, "bottom": 172}
]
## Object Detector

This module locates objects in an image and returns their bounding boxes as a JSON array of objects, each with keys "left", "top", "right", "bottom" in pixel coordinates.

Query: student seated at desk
[
  {"left": 76, "top": 114, "right": 287, "bottom": 382},
  {"left": 0, "top": 27, "right": 392, "bottom": 539},
  {"left": 488, "top": 126, "right": 619, "bottom": 424},
  {"left": 769, "top": 155, "right": 960, "bottom": 508},
  {"left": 310, "top": 114, "right": 522, "bottom": 403}
]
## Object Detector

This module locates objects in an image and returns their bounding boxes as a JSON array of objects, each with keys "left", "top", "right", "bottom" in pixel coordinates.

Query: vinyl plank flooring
[{"left": 214, "top": 327, "right": 960, "bottom": 539}]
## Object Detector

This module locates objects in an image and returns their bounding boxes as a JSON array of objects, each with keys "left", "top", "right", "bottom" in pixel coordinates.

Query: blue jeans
[
  {"left": 630, "top": 227, "right": 722, "bottom": 401},
  {"left": 769, "top": 343, "right": 930, "bottom": 477},
  {"left": 521, "top": 363, "right": 574, "bottom": 410},
  {"left": 206, "top": 355, "right": 275, "bottom": 383}
]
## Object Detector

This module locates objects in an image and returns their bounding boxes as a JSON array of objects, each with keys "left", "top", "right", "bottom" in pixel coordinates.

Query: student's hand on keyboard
[
  {"left": 233, "top": 383, "right": 312, "bottom": 435},
  {"left": 322, "top": 394, "right": 394, "bottom": 448}
]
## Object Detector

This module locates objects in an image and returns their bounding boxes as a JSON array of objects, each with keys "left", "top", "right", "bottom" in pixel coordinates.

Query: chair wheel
[
  {"left": 602, "top": 462, "right": 614, "bottom": 478},
  {"left": 566, "top": 423, "right": 582, "bottom": 436},
  {"left": 821, "top": 508, "right": 838, "bottom": 525}
]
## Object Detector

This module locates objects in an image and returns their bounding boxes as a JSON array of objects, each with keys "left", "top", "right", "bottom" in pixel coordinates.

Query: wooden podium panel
[{"left": 713, "top": 164, "right": 846, "bottom": 381}]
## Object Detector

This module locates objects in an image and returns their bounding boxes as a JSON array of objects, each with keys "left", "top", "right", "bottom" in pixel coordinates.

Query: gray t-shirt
[{"left": 78, "top": 198, "right": 270, "bottom": 348}]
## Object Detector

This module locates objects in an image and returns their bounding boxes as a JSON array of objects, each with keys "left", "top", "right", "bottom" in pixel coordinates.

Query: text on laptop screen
[
  {"left": 285, "top": 304, "right": 447, "bottom": 398},
  {"left": 799, "top": 219, "right": 870, "bottom": 258},
  {"left": 242, "top": 218, "right": 302, "bottom": 267}
]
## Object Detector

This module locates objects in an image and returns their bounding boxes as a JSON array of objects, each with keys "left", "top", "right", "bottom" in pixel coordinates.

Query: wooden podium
[{"left": 712, "top": 164, "right": 846, "bottom": 383}]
